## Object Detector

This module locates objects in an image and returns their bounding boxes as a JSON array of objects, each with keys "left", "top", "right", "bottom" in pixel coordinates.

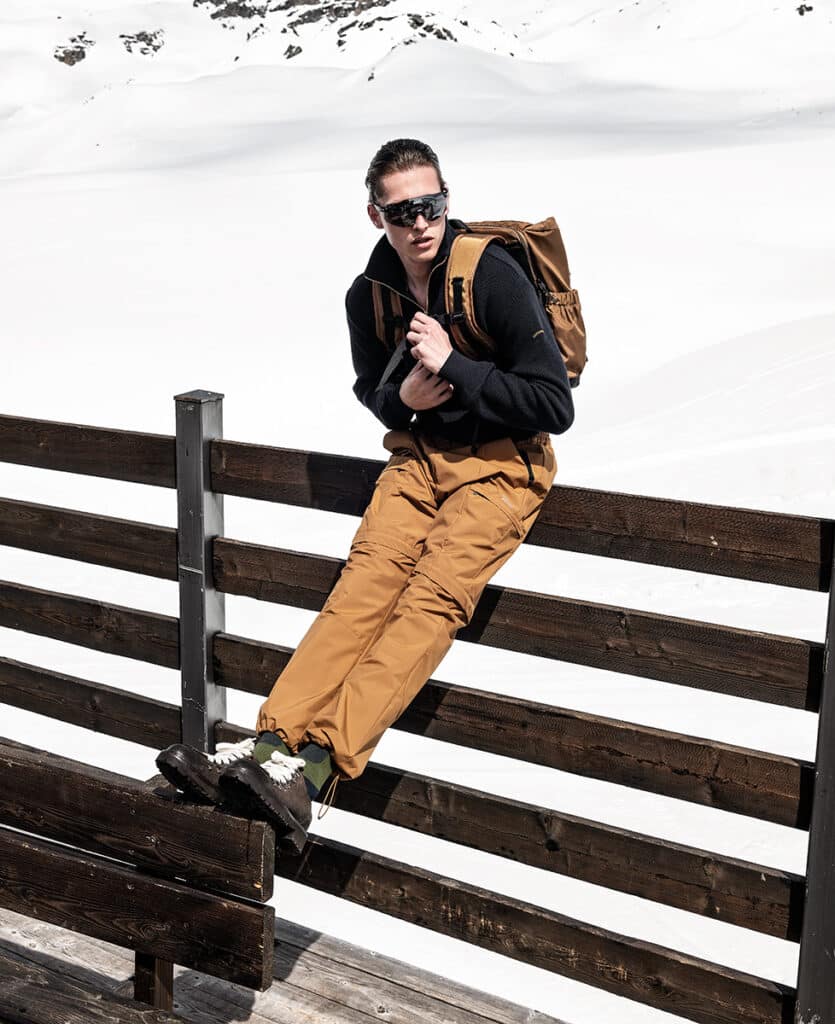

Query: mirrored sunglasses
[{"left": 375, "top": 189, "right": 448, "bottom": 228}]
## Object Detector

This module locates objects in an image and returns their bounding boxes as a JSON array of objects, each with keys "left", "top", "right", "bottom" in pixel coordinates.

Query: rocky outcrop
[
  {"left": 119, "top": 29, "right": 165, "bottom": 54},
  {"left": 54, "top": 31, "right": 95, "bottom": 65},
  {"left": 193, "top": 0, "right": 460, "bottom": 56}
]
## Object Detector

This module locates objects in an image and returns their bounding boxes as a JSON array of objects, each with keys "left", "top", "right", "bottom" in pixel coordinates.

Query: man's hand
[
  {"left": 399, "top": 360, "right": 454, "bottom": 411},
  {"left": 406, "top": 312, "right": 453, "bottom": 375}
]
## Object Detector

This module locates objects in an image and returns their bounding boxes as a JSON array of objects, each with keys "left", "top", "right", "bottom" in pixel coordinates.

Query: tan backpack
[{"left": 371, "top": 216, "right": 588, "bottom": 388}]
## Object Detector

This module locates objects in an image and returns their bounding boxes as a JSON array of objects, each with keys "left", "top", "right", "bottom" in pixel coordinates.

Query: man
[{"left": 156, "top": 139, "right": 574, "bottom": 852}]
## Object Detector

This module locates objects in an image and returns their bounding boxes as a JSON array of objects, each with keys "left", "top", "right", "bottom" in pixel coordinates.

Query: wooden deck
[{"left": 0, "top": 907, "right": 563, "bottom": 1024}]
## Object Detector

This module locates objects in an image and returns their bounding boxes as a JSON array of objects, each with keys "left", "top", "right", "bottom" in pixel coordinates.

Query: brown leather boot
[
  {"left": 155, "top": 737, "right": 256, "bottom": 805},
  {"left": 220, "top": 750, "right": 312, "bottom": 854}
]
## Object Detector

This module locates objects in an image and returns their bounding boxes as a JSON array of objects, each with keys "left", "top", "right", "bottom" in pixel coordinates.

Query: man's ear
[{"left": 367, "top": 203, "right": 384, "bottom": 229}]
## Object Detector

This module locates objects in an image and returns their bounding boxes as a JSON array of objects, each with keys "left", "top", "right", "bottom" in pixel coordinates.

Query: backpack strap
[
  {"left": 445, "top": 234, "right": 500, "bottom": 358},
  {"left": 371, "top": 281, "right": 406, "bottom": 351}
]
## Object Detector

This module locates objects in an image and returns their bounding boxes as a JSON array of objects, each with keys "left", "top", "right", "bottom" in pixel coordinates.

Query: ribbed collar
[{"left": 363, "top": 217, "right": 458, "bottom": 295}]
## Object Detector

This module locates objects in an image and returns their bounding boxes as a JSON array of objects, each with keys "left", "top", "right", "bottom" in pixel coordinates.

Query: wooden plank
[
  {"left": 0, "top": 908, "right": 137, "bottom": 995},
  {"left": 0, "top": 581, "right": 179, "bottom": 669},
  {"left": 147, "top": 970, "right": 385, "bottom": 1023},
  {"left": 275, "top": 917, "right": 566, "bottom": 1024},
  {"left": 0, "top": 944, "right": 184, "bottom": 1023},
  {"left": 0, "top": 657, "right": 181, "bottom": 747},
  {"left": 271, "top": 935, "right": 556, "bottom": 1024},
  {"left": 0, "top": 679, "right": 798, "bottom": 939},
  {"left": 0, "top": 414, "right": 175, "bottom": 487},
  {"left": 218, "top": 721, "right": 800, "bottom": 938},
  {"left": 214, "top": 637, "right": 811, "bottom": 828},
  {"left": 210, "top": 439, "right": 380, "bottom": 512},
  {"left": 0, "top": 498, "right": 176, "bottom": 579},
  {"left": 0, "top": 827, "right": 274, "bottom": 990},
  {"left": 133, "top": 953, "right": 173, "bottom": 1012},
  {"left": 0, "top": 741, "right": 274, "bottom": 901},
  {"left": 396, "top": 684, "right": 811, "bottom": 830},
  {"left": 536, "top": 485, "right": 832, "bottom": 592},
  {"left": 212, "top": 540, "right": 821, "bottom": 710},
  {"left": 277, "top": 837, "right": 793, "bottom": 1024},
  {"left": 210, "top": 439, "right": 831, "bottom": 590},
  {"left": 0, "top": 907, "right": 564, "bottom": 1024}
]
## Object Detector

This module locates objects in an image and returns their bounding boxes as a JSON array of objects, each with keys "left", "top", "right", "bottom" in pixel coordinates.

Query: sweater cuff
[
  {"left": 380, "top": 382, "right": 414, "bottom": 428},
  {"left": 437, "top": 349, "right": 492, "bottom": 408}
]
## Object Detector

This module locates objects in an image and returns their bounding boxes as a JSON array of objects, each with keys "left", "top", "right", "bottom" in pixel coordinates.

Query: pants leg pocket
[
  {"left": 470, "top": 485, "right": 525, "bottom": 540},
  {"left": 416, "top": 483, "right": 525, "bottom": 622}
]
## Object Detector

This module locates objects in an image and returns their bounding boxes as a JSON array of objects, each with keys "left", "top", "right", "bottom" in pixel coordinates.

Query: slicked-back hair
[{"left": 365, "top": 138, "right": 447, "bottom": 205}]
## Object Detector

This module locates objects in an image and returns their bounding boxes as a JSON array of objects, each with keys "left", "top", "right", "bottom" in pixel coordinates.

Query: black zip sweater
[{"left": 346, "top": 217, "right": 575, "bottom": 449}]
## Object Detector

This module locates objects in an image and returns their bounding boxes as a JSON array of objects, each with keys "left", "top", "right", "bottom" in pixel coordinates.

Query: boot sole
[
  {"left": 155, "top": 745, "right": 221, "bottom": 806},
  {"left": 220, "top": 762, "right": 309, "bottom": 855}
]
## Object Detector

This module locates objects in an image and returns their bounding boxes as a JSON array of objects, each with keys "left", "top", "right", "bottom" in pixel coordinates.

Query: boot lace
[
  {"left": 207, "top": 736, "right": 256, "bottom": 766},
  {"left": 262, "top": 750, "right": 306, "bottom": 785}
]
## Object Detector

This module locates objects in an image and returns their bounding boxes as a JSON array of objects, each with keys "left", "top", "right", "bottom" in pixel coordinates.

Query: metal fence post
[
  {"left": 174, "top": 389, "right": 226, "bottom": 752},
  {"left": 795, "top": 538, "right": 835, "bottom": 1023}
]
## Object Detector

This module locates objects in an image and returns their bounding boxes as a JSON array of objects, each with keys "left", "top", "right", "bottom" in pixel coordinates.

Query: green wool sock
[
  {"left": 297, "top": 741, "right": 333, "bottom": 799},
  {"left": 253, "top": 731, "right": 293, "bottom": 764}
]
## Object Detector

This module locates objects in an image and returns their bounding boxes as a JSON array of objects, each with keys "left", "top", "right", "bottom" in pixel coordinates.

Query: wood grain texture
[
  {"left": 0, "top": 498, "right": 177, "bottom": 579},
  {"left": 0, "top": 827, "right": 274, "bottom": 990},
  {"left": 0, "top": 944, "right": 183, "bottom": 1023},
  {"left": 0, "top": 741, "right": 274, "bottom": 901},
  {"left": 212, "top": 540, "right": 821, "bottom": 710},
  {"left": 277, "top": 837, "right": 793, "bottom": 1024},
  {"left": 275, "top": 917, "right": 566, "bottom": 1024},
  {"left": 214, "top": 636, "right": 811, "bottom": 827},
  {"left": 0, "top": 907, "right": 565, "bottom": 1024},
  {"left": 134, "top": 953, "right": 173, "bottom": 1012},
  {"left": 210, "top": 439, "right": 832, "bottom": 589},
  {"left": 0, "top": 657, "right": 181, "bottom": 747},
  {"left": 218, "top": 722, "right": 801, "bottom": 939},
  {"left": 0, "top": 414, "right": 175, "bottom": 487},
  {"left": 0, "top": 581, "right": 179, "bottom": 668}
]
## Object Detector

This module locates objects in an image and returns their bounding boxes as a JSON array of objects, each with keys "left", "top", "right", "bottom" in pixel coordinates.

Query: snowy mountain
[
  {"left": 6, "top": 1, "right": 832, "bottom": 84},
  {"left": 3, "top": 0, "right": 833, "bottom": 181}
]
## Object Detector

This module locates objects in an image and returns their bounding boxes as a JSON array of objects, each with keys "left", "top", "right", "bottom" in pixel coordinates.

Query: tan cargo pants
[{"left": 256, "top": 426, "right": 557, "bottom": 779}]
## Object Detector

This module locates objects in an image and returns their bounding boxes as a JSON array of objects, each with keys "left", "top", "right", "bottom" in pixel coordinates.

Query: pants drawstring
[{"left": 317, "top": 774, "right": 340, "bottom": 820}]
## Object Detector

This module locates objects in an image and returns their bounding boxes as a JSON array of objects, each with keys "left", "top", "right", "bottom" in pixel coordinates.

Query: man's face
[{"left": 367, "top": 164, "right": 449, "bottom": 278}]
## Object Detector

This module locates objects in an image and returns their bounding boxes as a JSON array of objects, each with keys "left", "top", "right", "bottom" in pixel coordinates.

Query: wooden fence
[{"left": 1, "top": 390, "right": 834, "bottom": 1024}]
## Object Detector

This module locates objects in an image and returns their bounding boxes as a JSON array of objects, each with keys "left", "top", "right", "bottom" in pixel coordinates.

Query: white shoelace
[
  {"left": 207, "top": 736, "right": 256, "bottom": 766},
  {"left": 261, "top": 750, "right": 306, "bottom": 784}
]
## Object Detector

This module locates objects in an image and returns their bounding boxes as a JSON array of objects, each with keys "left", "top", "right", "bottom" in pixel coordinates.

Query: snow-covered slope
[
  {"left": 2, "top": 1, "right": 833, "bottom": 180},
  {"left": 3, "top": 1, "right": 833, "bottom": 101}
]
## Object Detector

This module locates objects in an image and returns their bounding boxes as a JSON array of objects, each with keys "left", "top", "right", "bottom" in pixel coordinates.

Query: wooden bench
[
  {"left": 1, "top": 392, "right": 834, "bottom": 1023},
  {"left": 0, "top": 739, "right": 274, "bottom": 1013}
]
